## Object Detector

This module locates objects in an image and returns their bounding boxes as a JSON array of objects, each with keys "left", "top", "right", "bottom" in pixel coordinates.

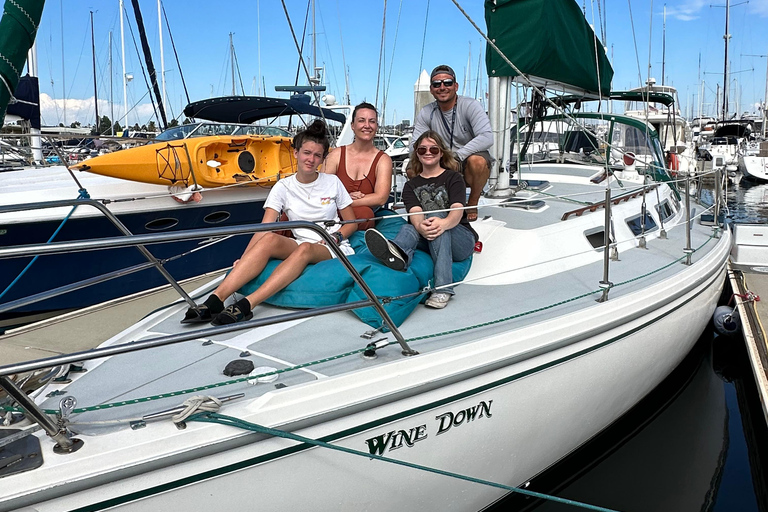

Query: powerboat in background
[
  {"left": 698, "top": 120, "right": 755, "bottom": 185},
  {"left": 622, "top": 79, "right": 697, "bottom": 178}
]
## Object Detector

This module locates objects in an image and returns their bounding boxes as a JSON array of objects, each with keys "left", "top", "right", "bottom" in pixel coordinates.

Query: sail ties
[{"left": 0, "top": 72, "right": 36, "bottom": 106}]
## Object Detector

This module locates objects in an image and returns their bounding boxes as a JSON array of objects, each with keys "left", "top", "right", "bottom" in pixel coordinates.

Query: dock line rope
[
  {"left": 0, "top": 188, "right": 90, "bottom": 301},
  {"left": 171, "top": 395, "right": 222, "bottom": 424},
  {"left": 186, "top": 412, "right": 621, "bottom": 512}
]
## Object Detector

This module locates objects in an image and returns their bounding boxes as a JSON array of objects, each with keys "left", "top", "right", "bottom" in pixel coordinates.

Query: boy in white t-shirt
[{"left": 181, "top": 121, "right": 358, "bottom": 325}]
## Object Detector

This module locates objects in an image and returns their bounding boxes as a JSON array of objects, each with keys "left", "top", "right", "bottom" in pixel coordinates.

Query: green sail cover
[
  {"left": 0, "top": 0, "right": 44, "bottom": 129},
  {"left": 485, "top": 0, "right": 613, "bottom": 97}
]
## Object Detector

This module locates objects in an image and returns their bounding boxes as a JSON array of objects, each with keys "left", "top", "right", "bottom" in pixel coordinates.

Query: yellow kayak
[{"left": 70, "top": 135, "right": 296, "bottom": 188}]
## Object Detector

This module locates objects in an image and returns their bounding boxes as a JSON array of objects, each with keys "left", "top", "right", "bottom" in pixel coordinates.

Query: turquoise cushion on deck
[{"left": 238, "top": 211, "right": 473, "bottom": 328}]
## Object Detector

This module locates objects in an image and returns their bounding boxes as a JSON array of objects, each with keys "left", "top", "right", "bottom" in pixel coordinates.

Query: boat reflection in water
[{"left": 492, "top": 331, "right": 768, "bottom": 512}]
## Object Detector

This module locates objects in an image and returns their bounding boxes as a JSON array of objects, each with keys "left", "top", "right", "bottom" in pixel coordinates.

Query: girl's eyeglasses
[{"left": 417, "top": 146, "right": 441, "bottom": 155}]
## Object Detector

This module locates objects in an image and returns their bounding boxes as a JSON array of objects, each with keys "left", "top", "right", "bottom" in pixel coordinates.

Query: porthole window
[
  {"left": 145, "top": 217, "right": 179, "bottom": 231},
  {"left": 655, "top": 200, "right": 674, "bottom": 222},
  {"left": 584, "top": 227, "right": 606, "bottom": 249},
  {"left": 626, "top": 212, "right": 657, "bottom": 236},
  {"left": 204, "top": 211, "right": 231, "bottom": 224}
]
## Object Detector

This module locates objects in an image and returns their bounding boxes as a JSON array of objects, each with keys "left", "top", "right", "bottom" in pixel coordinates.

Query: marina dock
[
  {"left": 728, "top": 224, "right": 768, "bottom": 425},
  {"left": 0, "top": 271, "right": 225, "bottom": 367}
]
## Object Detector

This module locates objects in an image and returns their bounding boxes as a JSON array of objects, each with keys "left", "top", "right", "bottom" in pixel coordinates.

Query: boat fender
[
  {"left": 223, "top": 359, "right": 255, "bottom": 377},
  {"left": 713, "top": 305, "right": 740, "bottom": 336},
  {"left": 666, "top": 151, "right": 679, "bottom": 174}
]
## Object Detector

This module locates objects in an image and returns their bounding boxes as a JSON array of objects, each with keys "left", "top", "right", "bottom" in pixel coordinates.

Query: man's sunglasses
[
  {"left": 417, "top": 146, "right": 441, "bottom": 155},
  {"left": 430, "top": 79, "right": 455, "bottom": 88}
]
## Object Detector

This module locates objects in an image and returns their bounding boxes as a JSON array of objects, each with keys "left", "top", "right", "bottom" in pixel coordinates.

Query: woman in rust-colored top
[{"left": 323, "top": 102, "right": 393, "bottom": 230}]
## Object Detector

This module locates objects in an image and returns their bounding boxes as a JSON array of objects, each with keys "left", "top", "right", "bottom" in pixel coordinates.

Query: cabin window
[
  {"left": 145, "top": 217, "right": 179, "bottom": 231},
  {"left": 585, "top": 227, "right": 606, "bottom": 249},
  {"left": 626, "top": 212, "right": 657, "bottom": 235},
  {"left": 655, "top": 200, "right": 675, "bottom": 222},
  {"left": 204, "top": 211, "right": 231, "bottom": 224}
]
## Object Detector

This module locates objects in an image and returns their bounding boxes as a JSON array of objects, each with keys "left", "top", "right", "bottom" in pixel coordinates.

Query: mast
[
  {"left": 662, "top": 5, "right": 666, "bottom": 86},
  {"left": 90, "top": 11, "right": 100, "bottom": 133},
  {"left": 764, "top": 48, "right": 768, "bottom": 136},
  {"left": 120, "top": 0, "right": 128, "bottom": 130},
  {"left": 722, "top": 0, "right": 730, "bottom": 120},
  {"left": 229, "top": 33, "right": 235, "bottom": 96},
  {"left": 257, "top": 0, "right": 262, "bottom": 95},
  {"left": 61, "top": 0, "right": 66, "bottom": 126},
  {"left": 27, "top": 42, "right": 42, "bottom": 163},
  {"left": 716, "top": 84, "right": 721, "bottom": 119},
  {"left": 312, "top": 0, "right": 317, "bottom": 82},
  {"left": 130, "top": 0, "right": 168, "bottom": 129},
  {"left": 109, "top": 31, "right": 114, "bottom": 135},
  {"left": 158, "top": 0, "right": 166, "bottom": 112},
  {"left": 465, "top": 42, "right": 471, "bottom": 96}
]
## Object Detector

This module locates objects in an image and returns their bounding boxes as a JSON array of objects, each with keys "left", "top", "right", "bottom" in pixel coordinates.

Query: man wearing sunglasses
[{"left": 410, "top": 64, "right": 493, "bottom": 222}]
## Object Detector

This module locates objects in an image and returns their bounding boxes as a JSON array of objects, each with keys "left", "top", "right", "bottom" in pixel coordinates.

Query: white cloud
[
  {"left": 749, "top": 0, "right": 768, "bottom": 16},
  {"left": 39, "top": 92, "right": 158, "bottom": 128},
  {"left": 664, "top": 0, "right": 708, "bottom": 21},
  {"left": 665, "top": 0, "right": 768, "bottom": 20}
]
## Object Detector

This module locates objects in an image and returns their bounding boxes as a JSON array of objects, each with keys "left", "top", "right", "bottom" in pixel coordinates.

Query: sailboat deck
[{"left": 37, "top": 192, "right": 720, "bottom": 432}]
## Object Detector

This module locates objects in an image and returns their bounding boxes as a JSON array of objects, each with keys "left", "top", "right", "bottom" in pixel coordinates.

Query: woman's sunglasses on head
[
  {"left": 417, "top": 146, "right": 441, "bottom": 155},
  {"left": 430, "top": 79, "right": 455, "bottom": 88}
]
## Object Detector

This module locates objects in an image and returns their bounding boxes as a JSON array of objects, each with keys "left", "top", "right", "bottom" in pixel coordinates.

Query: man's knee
[{"left": 465, "top": 154, "right": 489, "bottom": 175}]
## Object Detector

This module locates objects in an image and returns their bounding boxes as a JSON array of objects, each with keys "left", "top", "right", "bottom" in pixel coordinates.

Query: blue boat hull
[{"left": 0, "top": 200, "right": 265, "bottom": 323}]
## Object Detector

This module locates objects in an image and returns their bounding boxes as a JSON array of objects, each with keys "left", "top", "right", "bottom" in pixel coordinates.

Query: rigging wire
[
  {"left": 626, "top": 1, "right": 644, "bottom": 90},
  {"left": 316, "top": 7, "right": 342, "bottom": 103},
  {"left": 383, "top": 0, "right": 404, "bottom": 123},
  {"left": 161, "top": 2, "right": 191, "bottom": 108},
  {"left": 418, "top": 0, "right": 431, "bottom": 76},
  {"left": 65, "top": 17, "right": 91, "bottom": 102},
  {"left": 293, "top": 0, "right": 311, "bottom": 88},
  {"left": 215, "top": 41, "right": 228, "bottom": 98},
  {"left": 232, "top": 37, "right": 246, "bottom": 96},
  {"left": 121, "top": 1, "right": 161, "bottom": 127},
  {"left": 279, "top": 0, "right": 331, "bottom": 141},
  {"left": 375, "top": 0, "right": 388, "bottom": 109},
  {"left": 335, "top": 0, "right": 350, "bottom": 105}
]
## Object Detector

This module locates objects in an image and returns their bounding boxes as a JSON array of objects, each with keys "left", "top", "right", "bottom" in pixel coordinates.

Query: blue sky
[{"left": 29, "top": 0, "right": 768, "bottom": 129}]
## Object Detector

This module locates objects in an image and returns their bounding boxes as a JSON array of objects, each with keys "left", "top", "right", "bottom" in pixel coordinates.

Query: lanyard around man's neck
[{"left": 434, "top": 101, "right": 457, "bottom": 150}]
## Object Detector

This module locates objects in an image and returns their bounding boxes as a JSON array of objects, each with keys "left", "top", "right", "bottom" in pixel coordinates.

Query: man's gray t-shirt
[{"left": 411, "top": 95, "right": 493, "bottom": 162}]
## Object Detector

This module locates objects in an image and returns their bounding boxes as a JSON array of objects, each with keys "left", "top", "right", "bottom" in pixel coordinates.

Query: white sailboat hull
[{"left": 9, "top": 236, "right": 727, "bottom": 512}]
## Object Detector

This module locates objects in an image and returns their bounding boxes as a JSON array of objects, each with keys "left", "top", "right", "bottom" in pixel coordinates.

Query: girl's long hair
[{"left": 410, "top": 130, "right": 458, "bottom": 176}]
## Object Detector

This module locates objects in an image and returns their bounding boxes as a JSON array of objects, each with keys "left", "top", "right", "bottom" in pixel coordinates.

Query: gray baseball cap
[{"left": 430, "top": 65, "right": 456, "bottom": 81}]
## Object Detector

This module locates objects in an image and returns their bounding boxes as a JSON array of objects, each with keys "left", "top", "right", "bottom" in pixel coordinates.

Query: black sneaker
[
  {"left": 365, "top": 229, "right": 406, "bottom": 271},
  {"left": 211, "top": 298, "right": 253, "bottom": 325}
]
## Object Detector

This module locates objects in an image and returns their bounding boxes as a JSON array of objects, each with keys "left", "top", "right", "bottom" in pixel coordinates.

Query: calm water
[{"left": 488, "top": 180, "right": 768, "bottom": 512}]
